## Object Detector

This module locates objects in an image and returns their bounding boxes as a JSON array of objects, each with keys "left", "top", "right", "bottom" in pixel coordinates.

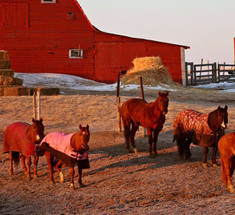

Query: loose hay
[{"left": 121, "top": 56, "right": 182, "bottom": 88}]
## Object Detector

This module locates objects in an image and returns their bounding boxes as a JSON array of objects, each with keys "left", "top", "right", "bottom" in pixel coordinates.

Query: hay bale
[
  {"left": 121, "top": 56, "right": 180, "bottom": 87},
  {"left": 0, "top": 69, "right": 14, "bottom": 77},
  {"left": 0, "top": 86, "right": 4, "bottom": 96},
  {"left": 4, "top": 86, "right": 31, "bottom": 96},
  {"left": 0, "top": 60, "right": 11, "bottom": 69},
  {"left": 0, "top": 76, "right": 23, "bottom": 86},
  {"left": 30, "top": 87, "right": 60, "bottom": 96},
  {"left": 0, "top": 50, "right": 9, "bottom": 61}
]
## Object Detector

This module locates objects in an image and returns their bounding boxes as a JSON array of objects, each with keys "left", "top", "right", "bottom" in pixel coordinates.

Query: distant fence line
[{"left": 185, "top": 62, "right": 235, "bottom": 86}]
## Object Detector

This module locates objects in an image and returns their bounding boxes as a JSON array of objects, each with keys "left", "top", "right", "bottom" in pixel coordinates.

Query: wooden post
[
  {"left": 117, "top": 72, "right": 122, "bottom": 132},
  {"left": 138, "top": 76, "right": 146, "bottom": 137},
  {"left": 33, "top": 91, "right": 37, "bottom": 119},
  {"left": 37, "top": 89, "right": 41, "bottom": 120},
  {"left": 33, "top": 89, "right": 41, "bottom": 120}
]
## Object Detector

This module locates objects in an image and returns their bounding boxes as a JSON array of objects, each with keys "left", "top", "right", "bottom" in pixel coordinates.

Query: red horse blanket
[
  {"left": 3, "top": 122, "right": 36, "bottom": 156},
  {"left": 40, "top": 132, "right": 88, "bottom": 160},
  {"left": 174, "top": 109, "right": 212, "bottom": 138}
]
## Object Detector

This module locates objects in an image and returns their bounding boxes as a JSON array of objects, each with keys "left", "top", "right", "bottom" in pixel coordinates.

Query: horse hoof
[
  {"left": 148, "top": 154, "right": 155, "bottom": 158},
  {"left": 133, "top": 148, "right": 138, "bottom": 153},
  {"left": 59, "top": 172, "right": 64, "bottom": 183},
  {"left": 70, "top": 184, "right": 75, "bottom": 190},
  {"left": 34, "top": 174, "right": 38, "bottom": 179},
  {"left": 79, "top": 183, "right": 86, "bottom": 188},
  {"left": 228, "top": 185, "right": 234, "bottom": 193},
  {"left": 202, "top": 163, "right": 208, "bottom": 168},
  {"left": 212, "top": 163, "right": 218, "bottom": 167},
  {"left": 51, "top": 180, "right": 56, "bottom": 184}
]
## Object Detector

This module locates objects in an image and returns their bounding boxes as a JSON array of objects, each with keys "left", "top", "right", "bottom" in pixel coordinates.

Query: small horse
[
  {"left": 120, "top": 91, "right": 169, "bottom": 157},
  {"left": 39, "top": 124, "right": 90, "bottom": 190},
  {"left": 173, "top": 106, "right": 228, "bottom": 166},
  {"left": 2, "top": 118, "right": 45, "bottom": 179},
  {"left": 218, "top": 132, "right": 235, "bottom": 193}
]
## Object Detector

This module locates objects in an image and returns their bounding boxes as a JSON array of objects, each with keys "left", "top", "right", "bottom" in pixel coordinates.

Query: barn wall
[
  {"left": 94, "top": 32, "right": 184, "bottom": 84},
  {"left": 0, "top": 0, "right": 95, "bottom": 80}
]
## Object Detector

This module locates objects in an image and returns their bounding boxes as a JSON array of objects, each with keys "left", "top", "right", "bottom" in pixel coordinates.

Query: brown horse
[
  {"left": 2, "top": 118, "right": 45, "bottom": 179},
  {"left": 173, "top": 106, "right": 228, "bottom": 166},
  {"left": 120, "top": 91, "right": 169, "bottom": 157},
  {"left": 218, "top": 132, "right": 235, "bottom": 193},
  {"left": 39, "top": 125, "right": 90, "bottom": 189}
]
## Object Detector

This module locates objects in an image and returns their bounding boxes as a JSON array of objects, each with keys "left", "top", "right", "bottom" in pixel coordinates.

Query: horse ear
[
  {"left": 79, "top": 124, "right": 82, "bottom": 130},
  {"left": 165, "top": 91, "right": 169, "bottom": 96},
  {"left": 225, "top": 105, "right": 228, "bottom": 110},
  {"left": 40, "top": 118, "right": 43, "bottom": 123},
  {"left": 32, "top": 118, "right": 36, "bottom": 123},
  {"left": 86, "top": 124, "right": 89, "bottom": 130}
]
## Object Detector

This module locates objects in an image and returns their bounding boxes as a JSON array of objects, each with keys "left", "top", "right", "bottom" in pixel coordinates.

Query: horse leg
[
  {"left": 223, "top": 156, "right": 234, "bottom": 193},
  {"left": 45, "top": 151, "right": 55, "bottom": 184},
  {"left": 70, "top": 167, "right": 75, "bottom": 190},
  {"left": 9, "top": 151, "right": 13, "bottom": 175},
  {"left": 55, "top": 160, "right": 64, "bottom": 183},
  {"left": 130, "top": 123, "right": 139, "bottom": 153},
  {"left": 153, "top": 129, "right": 161, "bottom": 156},
  {"left": 124, "top": 123, "right": 131, "bottom": 153},
  {"left": 147, "top": 128, "right": 153, "bottom": 157},
  {"left": 21, "top": 155, "right": 27, "bottom": 175},
  {"left": 202, "top": 147, "right": 208, "bottom": 167},
  {"left": 212, "top": 146, "right": 218, "bottom": 167},
  {"left": 26, "top": 156, "right": 32, "bottom": 180},
  {"left": 33, "top": 156, "right": 39, "bottom": 179},
  {"left": 220, "top": 157, "right": 227, "bottom": 185},
  {"left": 78, "top": 167, "right": 85, "bottom": 188}
]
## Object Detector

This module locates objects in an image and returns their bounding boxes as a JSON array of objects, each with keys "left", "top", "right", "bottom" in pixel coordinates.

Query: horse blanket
[
  {"left": 173, "top": 109, "right": 215, "bottom": 146},
  {"left": 40, "top": 132, "right": 88, "bottom": 161},
  {"left": 3, "top": 122, "right": 36, "bottom": 156}
]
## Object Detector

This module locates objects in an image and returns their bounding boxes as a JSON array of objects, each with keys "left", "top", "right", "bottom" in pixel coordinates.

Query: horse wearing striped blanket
[{"left": 173, "top": 106, "right": 228, "bottom": 166}]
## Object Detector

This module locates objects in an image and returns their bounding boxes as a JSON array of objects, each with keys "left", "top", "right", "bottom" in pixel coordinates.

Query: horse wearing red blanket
[
  {"left": 2, "top": 118, "right": 45, "bottom": 179},
  {"left": 121, "top": 91, "right": 169, "bottom": 157},
  {"left": 218, "top": 132, "right": 235, "bottom": 193},
  {"left": 173, "top": 106, "right": 228, "bottom": 166},
  {"left": 40, "top": 125, "right": 90, "bottom": 190}
]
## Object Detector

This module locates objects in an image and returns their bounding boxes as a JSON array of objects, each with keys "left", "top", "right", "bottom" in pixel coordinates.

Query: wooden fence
[{"left": 185, "top": 62, "right": 235, "bottom": 86}]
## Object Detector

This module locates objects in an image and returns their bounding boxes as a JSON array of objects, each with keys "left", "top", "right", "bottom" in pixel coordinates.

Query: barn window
[
  {"left": 41, "top": 0, "right": 56, "bottom": 3},
  {"left": 69, "top": 49, "right": 83, "bottom": 59}
]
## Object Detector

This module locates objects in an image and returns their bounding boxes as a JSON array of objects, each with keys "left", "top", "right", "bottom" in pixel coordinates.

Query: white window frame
[
  {"left": 69, "top": 49, "right": 83, "bottom": 59},
  {"left": 41, "top": 0, "right": 56, "bottom": 3}
]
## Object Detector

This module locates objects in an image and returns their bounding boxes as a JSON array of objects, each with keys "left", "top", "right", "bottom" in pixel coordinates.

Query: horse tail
[{"left": 12, "top": 151, "right": 20, "bottom": 166}]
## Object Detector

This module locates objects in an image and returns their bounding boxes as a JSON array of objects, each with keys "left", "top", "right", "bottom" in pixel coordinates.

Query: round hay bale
[{"left": 121, "top": 56, "right": 181, "bottom": 88}]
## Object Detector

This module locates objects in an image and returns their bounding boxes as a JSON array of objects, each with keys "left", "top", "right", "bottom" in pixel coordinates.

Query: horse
[
  {"left": 218, "top": 132, "right": 235, "bottom": 193},
  {"left": 173, "top": 106, "right": 228, "bottom": 166},
  {"left": 2, "top": 118, "right": 45, "bottom": 179},
  {"left": 120, "top": 91, "right": 169, "bottom": 157},
  {"left": 39, "top": 124, "right": 90, "bottom": 190}
]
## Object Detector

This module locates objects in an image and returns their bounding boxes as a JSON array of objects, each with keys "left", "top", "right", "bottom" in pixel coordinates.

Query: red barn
[{"left": 0, "top": 0, "right": 189, "bottom": 84}]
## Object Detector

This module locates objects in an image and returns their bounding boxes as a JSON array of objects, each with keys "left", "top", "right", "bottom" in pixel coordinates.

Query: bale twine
[{"left": 121, "top": 56, "right": 181, "bottom": 87}]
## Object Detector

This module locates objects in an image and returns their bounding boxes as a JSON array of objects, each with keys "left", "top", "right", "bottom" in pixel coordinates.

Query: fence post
[
  {"left": 138, "top": 76, "right": 146, "bottom": 137},
  {"left": 217, "top": 64, "right": 221, "bottom": 82},
  {"left": 33, "top": 89, "right": 41, "bottom": 120},
  {"left": 213, "top": 62, "right": 217, "bottom": 83}
]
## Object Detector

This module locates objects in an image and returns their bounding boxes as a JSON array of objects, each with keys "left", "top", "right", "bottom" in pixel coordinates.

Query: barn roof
[{"left": 74, "top": 0, "right": 190, "bottom": 49}]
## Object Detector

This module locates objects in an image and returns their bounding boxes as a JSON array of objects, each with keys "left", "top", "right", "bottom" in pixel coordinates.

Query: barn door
[{"left": 0, "top": 2, "right": 29, "bottom": 28}]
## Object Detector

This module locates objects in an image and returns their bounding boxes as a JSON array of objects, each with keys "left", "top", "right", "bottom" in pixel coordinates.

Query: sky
[{"left": 78, "top": 0, "right": 235, "bottom": 64}]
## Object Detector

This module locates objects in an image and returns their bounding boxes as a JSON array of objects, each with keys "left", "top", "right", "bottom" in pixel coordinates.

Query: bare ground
[{"left": 0, "top": 87, "right": 235, "bottom": 214}]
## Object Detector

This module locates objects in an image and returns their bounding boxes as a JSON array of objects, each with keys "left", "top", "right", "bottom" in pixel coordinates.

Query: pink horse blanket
[
  {"left": 174, "top": 109, "right": 212, "bottom": 138},
  {"left": 3, "top": 122, "right": 36, "bottom": 156},
  {"left": 40, "top": 132, "right": 88, "bottom": 160}
]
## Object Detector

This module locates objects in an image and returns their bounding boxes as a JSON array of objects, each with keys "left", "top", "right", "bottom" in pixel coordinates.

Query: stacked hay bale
[
  {"left": 121, "top": 56, "right": 181, "bottom": 88},
  {"left": 0, "top": 50, "right": 59, "bottom": 96},
  {"left": 0, "top": 50, "right": 29, "bottom": 96}
]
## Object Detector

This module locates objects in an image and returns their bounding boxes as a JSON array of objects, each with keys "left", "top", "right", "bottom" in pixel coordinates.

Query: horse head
[
  {"left": 27, "top": 118, "right": 45, "bottom": 144},
  {"left": 70, "top": 124, "right": 90, "bottom": 153},
  {"left": 208, "top": 105, "right": 228, "bottom": 131},
  {"left": 156, "top": 91, "right": 169, "bottom": 115}
]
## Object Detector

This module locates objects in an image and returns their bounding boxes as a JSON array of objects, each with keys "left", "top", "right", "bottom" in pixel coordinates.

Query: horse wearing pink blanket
[{"left": 40, "top": 124, "right": 90, "bottom": 189}]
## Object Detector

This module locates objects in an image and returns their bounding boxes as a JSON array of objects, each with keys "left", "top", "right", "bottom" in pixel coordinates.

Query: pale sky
[{"left": 79, "top": 0, "right": 235, "bottom": 64}]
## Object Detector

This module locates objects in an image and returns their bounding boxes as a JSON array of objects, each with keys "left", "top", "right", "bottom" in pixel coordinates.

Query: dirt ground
[{"left": 0, "top": 86, "right": 235, "bottom": 214}]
